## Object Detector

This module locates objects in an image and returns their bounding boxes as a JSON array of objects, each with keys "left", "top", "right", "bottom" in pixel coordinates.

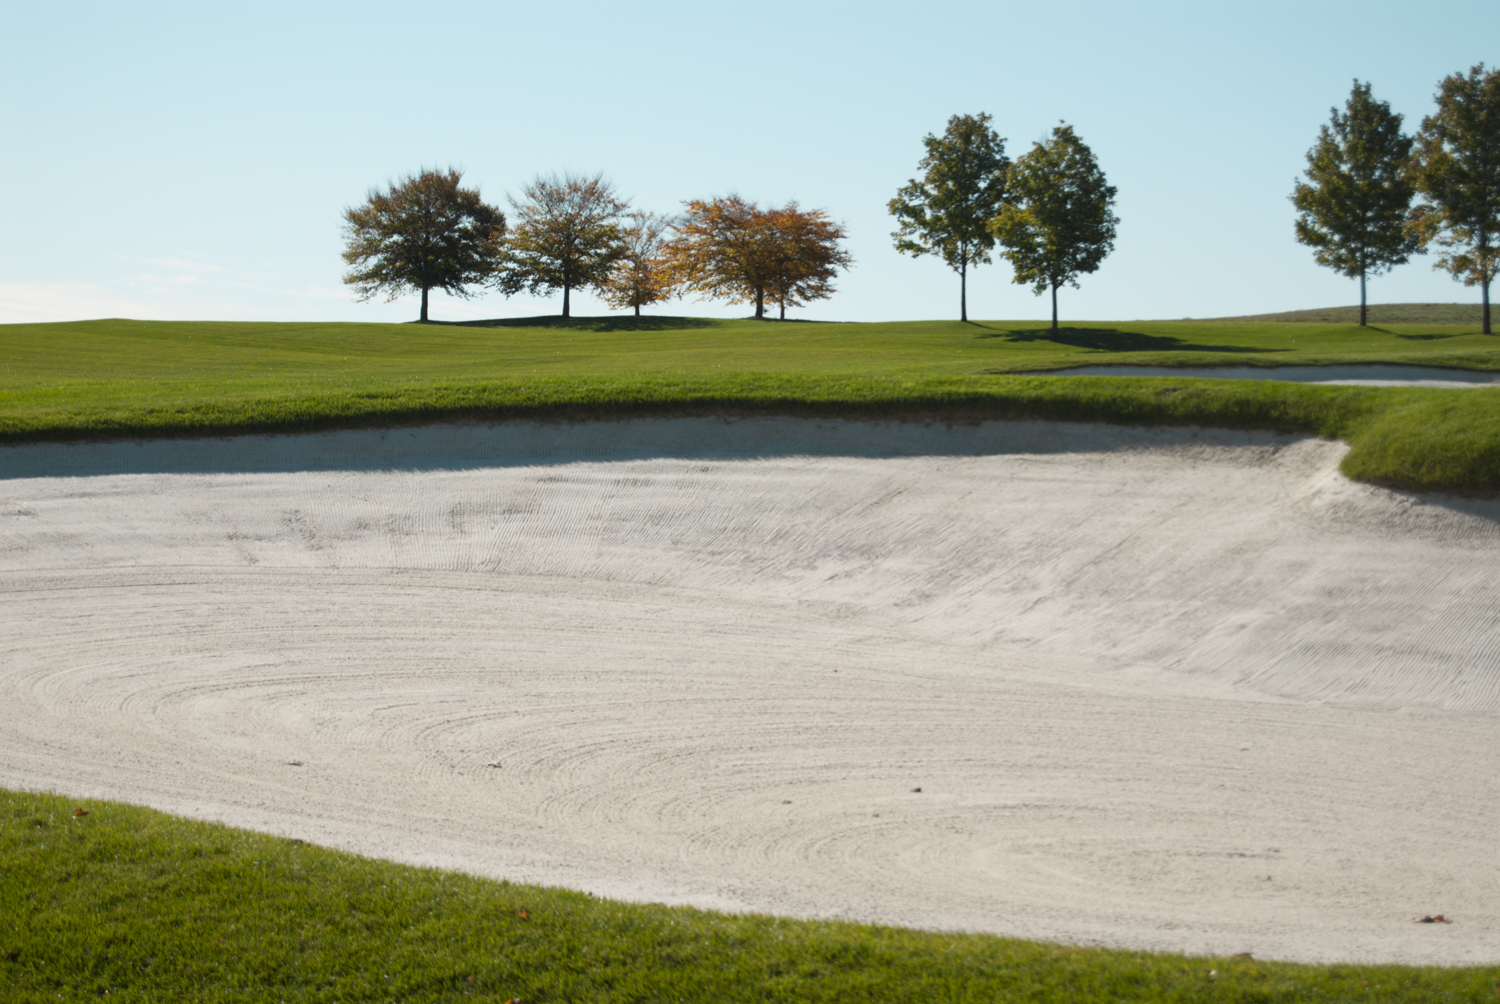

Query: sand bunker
[
  {"left": 1026, "top": 364, "right": 1500, "bottom": 387},
  {"left": 2, "top": 418, "right": 1497, "bottom": 965}
]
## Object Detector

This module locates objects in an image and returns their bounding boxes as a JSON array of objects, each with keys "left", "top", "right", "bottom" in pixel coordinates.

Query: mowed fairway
[{"left": 3, "top": 416, "right": 1499, "bottom": 968}]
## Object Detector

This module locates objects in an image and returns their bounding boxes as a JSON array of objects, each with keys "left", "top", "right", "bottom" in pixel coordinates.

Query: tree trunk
[
  {"left": 1051, "top": 283, "right": 1058, "bottom": 336},
  {"left": 779, "top": 297, "right": 786, "bottom": 321},
  {"left": 754, "top": 288, "right": 764, "bottom": 319},
  {"left": 1485, "top": 275, "right": 1492, "bottom": 335},
  {"left": 1359, "top": 271, "right": 1367, "bottom": 327},
  {"left": 634, "top": 303, "right": 640, "bottom": 317},
  {"left": 562, "top": 284, "right": 571, "bottom": 318},
  {"left": 960, "top": 260, "right": 968, "bottom": 323},
  {"left": 420, "top": 287, "right": 429, "bottom": 323}
]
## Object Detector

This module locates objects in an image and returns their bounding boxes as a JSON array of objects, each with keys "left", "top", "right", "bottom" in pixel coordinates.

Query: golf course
[{"left": 3, "top": 314, "right": 1499, "bottom": 1002}]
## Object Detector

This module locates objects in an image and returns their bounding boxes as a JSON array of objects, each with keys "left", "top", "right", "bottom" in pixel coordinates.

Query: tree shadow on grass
[
  {"left": 437, "top": 315, "right": 716, "bottom": 332},
  {"left": 975, "top": 325, "right": 1286, "bottom": 354},
  {"left": 1393, "top": 331, "right": 1473, "bottom": 340}
]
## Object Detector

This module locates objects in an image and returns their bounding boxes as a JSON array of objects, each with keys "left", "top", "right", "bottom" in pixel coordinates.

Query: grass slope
[
  {"left": 2, "top": 316, "right": 1499, "bottom": 493},
  {"left": 1215, "top": 304, "right": 1485, "bottom": 325},
  {"left": 3, "top": 790, "right": 1495, "bottom": 1003}
]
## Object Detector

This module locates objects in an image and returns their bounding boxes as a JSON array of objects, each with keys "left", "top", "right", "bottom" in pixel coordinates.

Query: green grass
[
  {"left": 3, "top": 790, "right": 1494, "bottom": 1003},
  {"left": 1215, "top": 303, "right": 1487, "bottom": 325},
  {"left": 3, "top": 315, "right": 1500, "bottom": 494}
]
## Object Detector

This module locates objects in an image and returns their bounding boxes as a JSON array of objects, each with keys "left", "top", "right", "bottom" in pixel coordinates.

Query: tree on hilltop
[
  {"left": 661, "top": 195, "right": 779, "bottom": 319},
  {"left": 989, "top": 123, "right": 1118, "bottom": 336},
  {"left": 495, "top": 173, "right": 629, "bottom": 318},
  {"left": 662, "top": 196, "right": 852, "bottom": 320},
  {"left": 761, "top": 202, "right": 853, "bottom": 321},
  {"left": 888, "top": 113, "right": 1009, "bottom": 322},
  {"left": 341, "top": 169, "right": 505, "bottom": 323},
  {"left": 601, "top": 211, "right": 676, "bottom": 316},
  {"left": 1291, "top": 81, "right": 1422, "bottom": 327},
  {"left": 1409, "top": 64, "right": 1500, "bottom": 334}
]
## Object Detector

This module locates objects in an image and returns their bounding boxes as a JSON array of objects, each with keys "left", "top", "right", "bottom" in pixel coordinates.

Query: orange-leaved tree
[
  {"left": 761, "top": 202, "right": 852, "bottom": 321},
  {"left": 601, "top": 211, "right": 675, "bottom": 316},
  {"left": 663, "top": 196, "right": 850, "bottom": 319}
]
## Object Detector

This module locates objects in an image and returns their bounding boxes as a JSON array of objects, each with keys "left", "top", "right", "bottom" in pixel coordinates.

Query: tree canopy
[
  {"left": 989, "top": 124, "right": 1118, "bottom": 335},
  {"left": 888, "top": 113, "right": 1009, "bottom": 322},
  {"left": 760, "top": 203, "right": 853, "bottom": 321},
  {"left": 496, "top": 173, "right": 629, "bottom": 318},
  {"left": 341, "top": 169, "right": 505, "bottom": 323},
  {"left": 662, "top": 197, "right": 851, "bottom": 320},
  {"left": 1410, "top": 63, "right": 1500, "bottom": 334},
  {"left": 601, "top": 211, "right": 675, "bottom": 316},
  {"left": 1291, "top": 81, "right": 1421, "bottom": 326}
]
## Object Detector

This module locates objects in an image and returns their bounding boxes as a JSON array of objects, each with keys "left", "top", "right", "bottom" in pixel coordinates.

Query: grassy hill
[
  {"left": 1, "top": 315, "right": 1498, "bottom": 494},
  {"left": 1213, "top": 303, "right": 1485, "bottom": 324}
]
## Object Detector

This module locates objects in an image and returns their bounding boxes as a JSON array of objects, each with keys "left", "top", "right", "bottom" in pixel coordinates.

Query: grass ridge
[{"left": 4, "top": 317, "right": 1499, "bottom": 494}]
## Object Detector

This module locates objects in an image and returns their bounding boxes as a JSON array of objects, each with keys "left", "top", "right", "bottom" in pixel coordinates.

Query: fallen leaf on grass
[
  {"left": 1415, "top": 914, "right": 1451, "bottom": 924},
  {"left": 516, "top": 909, "right": 530, "bottom": 920},
  {"left": 71, "top": 808, "right": 88, "bottom": 818}
]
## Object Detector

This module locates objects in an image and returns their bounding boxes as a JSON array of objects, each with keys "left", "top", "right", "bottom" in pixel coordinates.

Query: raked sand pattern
[{"left": 1, "top": 418, "right": 1497, "bottom": 965}]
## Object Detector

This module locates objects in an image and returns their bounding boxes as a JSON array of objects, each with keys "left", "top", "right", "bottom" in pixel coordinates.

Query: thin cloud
[{"left": 0, "top": 282, "right": 156, "bottom": 324}]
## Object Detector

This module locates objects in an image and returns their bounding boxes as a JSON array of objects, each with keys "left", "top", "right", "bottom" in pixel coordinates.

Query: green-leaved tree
[
  {"left": 341, "top": 169, "right": 506, "bottom": 323},
  {"left": 496, "top": 173, "right": 630, "bottom": 318},
  {"left": 1410, "top": 64, "right": 1500, "bottom": 334},
  {"left": 1291, "top": 81, "right": 1421, "bottom": 327},
  {"left": 989, "top": 124, "right": 1118, "bottom": 335},
  {"left": 888, "top": 113, "right": 1009, "bottom": 322}
]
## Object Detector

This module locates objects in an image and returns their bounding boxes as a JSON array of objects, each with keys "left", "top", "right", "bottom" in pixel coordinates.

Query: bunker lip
[
  {"left": 2, "top": 418, "right": 1498, "bottom": 966},
  {"left": 1014, "top": 363, "right": 1500, "bottom": 387}
]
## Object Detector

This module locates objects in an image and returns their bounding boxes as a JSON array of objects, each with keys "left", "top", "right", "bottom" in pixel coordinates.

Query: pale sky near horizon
[{"left": 2, "top": 1, "right": 1496, "bottom": 326}]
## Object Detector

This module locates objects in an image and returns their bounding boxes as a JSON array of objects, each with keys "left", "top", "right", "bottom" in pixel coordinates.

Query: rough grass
[
  {"left": 3, "top": 790, "right": 1495, "bottom": 1003},
  {"left": 3, "top": 316, "right": 1499, "bottom": 494}
]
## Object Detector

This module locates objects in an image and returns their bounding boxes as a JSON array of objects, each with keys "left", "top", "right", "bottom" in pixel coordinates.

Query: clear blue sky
[{"left": 3, "top": 1, "right": 1495, "bottom": 324}]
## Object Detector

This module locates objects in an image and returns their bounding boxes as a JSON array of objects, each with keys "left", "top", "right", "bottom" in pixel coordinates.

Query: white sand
[{"left": 1, "top": 418, "right": 1497, "bottom": 964}]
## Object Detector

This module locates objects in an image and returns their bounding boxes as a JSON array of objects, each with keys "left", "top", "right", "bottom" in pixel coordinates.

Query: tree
[
  {"left": 989, "top": 124, "right": 1118, "bottom": 336},
  {"left": 1409, "top": 64, "right": 1500, "bottom": 334},
  {"left": 888, "top": 113, "right": 1009, "bottom": 322},
  {"left": 761, "top": 202, "right": 853, "bottom": 321},
  {"left": 495, "top": 172, "right": 629, "bottom": 318},
  {"left": 1291, "top": 81, "right": 1422, "bottom": 327},
  {"left": 661, "top": 195, "right": 779, "bottom": 319},
  {"left": 662, "top": 197, "right": 851, "bottom": 320},
  {"left": 341, "top": 168, "right": 505, "bottom": 323},
  {"left": 601, "top": 211, "right": 675, "bottom": 316}
]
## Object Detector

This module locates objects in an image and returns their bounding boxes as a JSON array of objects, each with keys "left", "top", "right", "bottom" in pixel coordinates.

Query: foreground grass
[
  {"left": 3, "top": 316, "right": 1499, "bottom": 494},
  {"left": 3, "top": 791, "right": 1494, "bottom": 1003}
]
